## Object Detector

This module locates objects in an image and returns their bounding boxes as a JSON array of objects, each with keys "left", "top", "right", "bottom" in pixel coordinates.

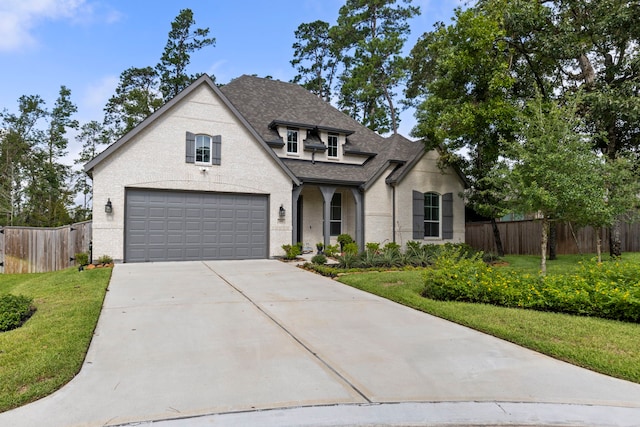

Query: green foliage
[
  {"left": 324, "top": 244, "right": 340, "bottom": 257},
  {"left": 96, "top": 255, "right": 113, "bottom": 265},
  {"left": 0, "top": 294, "right": 35, "bottom": 332},
  {"left": 311, "top": 254, "right": 327, "bottom": 265},
  {"left": 316, "top": 242, "right": 324, "bottom": 251},
  {"left": 281, "top": 244, "right": 301, "bottom": 260},
  {"left": 337, "top": 233, "right": 354, "bottom": 247},
  {"left": 343, "top": 242, "right": 359, "bottom": 255},
  {"left": 336, "top": 251, "right": 361, "bottom": 269},
  {"left": 423, "top": 251, "right": 640, "bottom": 323},
  {"left": 291, "top": 20, "right": 340, "bottom": 101},
  {"left": 157, "top": 8, "right": 216, "bottom": 101},
  {"left": 332, "top": 0, "right": 420, "bottom": 133},
  {"left": 365, "top": 242, "right": 380, "bottom": 253},
  {"left": 75, "top": 252, "right": 89, "bottom": 266}
]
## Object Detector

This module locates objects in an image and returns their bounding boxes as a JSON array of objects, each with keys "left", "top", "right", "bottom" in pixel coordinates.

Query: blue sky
[{"left": 0, "top": 0, "right": 460, "bottom": 161}]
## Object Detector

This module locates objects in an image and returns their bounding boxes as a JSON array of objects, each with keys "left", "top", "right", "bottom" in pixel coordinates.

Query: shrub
[
  {"left": 324, "top": 244, "right": 340, "bottom": 257},
  {"left": 336, "top": 251, "right": 361, "bottom": 269},
  {"left": 311, "top": 254, "right": 327, "bottom": 265},
  {"left": 337, "top": 233, "right": 354, "bottom": 250},
  {"left": 383, "top": 241, "right": 401, "bottom": 252},
  {"left": 97, "top": 254, "right": 113, "bottom": 264},
  {"left": 422, "top": 250, "right": 640, "bottom": 323},
  {"left": 281, "top": 244, "right": 301, "bottom": 260},
  {"left": 365, "top": 242, "right": 380, "bottom": 253},
  {"left": 343, "top": 242, "right": 359, "bottom": 255},
  {"left": 75, "top": 252, "right": 89, "bottom": 266},
  {"left": 0, "top": 294, "right": 35, "bottom": 332}
]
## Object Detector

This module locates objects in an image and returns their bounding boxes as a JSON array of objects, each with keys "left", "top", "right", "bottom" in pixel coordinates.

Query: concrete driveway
[{"left": 1, "top": 260, "right": 640, "bottom": 426}]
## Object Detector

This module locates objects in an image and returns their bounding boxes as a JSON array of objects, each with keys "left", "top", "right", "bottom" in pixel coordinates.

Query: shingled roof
[{"left": 219, "top": 75, "right": 428, "bottom": 187}]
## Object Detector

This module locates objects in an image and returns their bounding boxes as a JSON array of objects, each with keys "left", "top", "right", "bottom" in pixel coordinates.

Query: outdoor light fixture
[
  {"left": 279, "top": 204, "right": 286, "bottom": 219},
  {"left": 105, "top": 198, "right": 113, "bottom": 214}
]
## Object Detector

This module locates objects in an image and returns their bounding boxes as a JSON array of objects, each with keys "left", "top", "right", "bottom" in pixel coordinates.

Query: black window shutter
[
  {"left": 412, "top": 190, "right": 424, "bottom": 239},
  {"left": 185, "top": 132, "right": 195, "bottom": 163},
  {"left": 212, "top": 135, "right": 221, "bottom": 165},
  {"left": 442, "top": 192, "right": 454, "bottom": 239}
]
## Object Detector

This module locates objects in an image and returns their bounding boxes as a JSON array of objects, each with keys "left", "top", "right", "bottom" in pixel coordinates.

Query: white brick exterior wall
[{"left": 91, "top": 84, "right": 293, "bottom": 261}]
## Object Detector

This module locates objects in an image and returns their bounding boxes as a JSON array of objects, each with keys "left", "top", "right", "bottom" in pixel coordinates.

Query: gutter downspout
[{"left": 392, "top": 183, "right": 396, "bottom": 244}]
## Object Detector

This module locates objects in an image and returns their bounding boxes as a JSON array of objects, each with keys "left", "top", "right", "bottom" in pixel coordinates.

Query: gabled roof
[
  {"left": 84, "top": 74, "right": 300, "bottom": 184},
  {"left": 219, "top": 75, "right": 442, "bottom": 188},
  {"left": 85, "top": 73, "right": 466, "bottom": 190}
]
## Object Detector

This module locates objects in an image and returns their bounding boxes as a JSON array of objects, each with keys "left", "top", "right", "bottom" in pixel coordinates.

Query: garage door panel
[{"left": 125, "top": 189, "right": 268, "bottom": 262}]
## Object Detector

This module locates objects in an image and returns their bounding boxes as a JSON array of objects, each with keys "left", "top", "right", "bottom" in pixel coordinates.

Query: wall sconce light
[
  {"left": 105, "top": 198, "right": 113, "bottom": 214},
  {"left": 279, "top": 204, "right": 286, "bottom": 219}
]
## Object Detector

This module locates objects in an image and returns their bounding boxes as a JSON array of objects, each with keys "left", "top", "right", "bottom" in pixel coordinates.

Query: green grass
[
  {"left": 0, "top": 267, "right": 112, "bottom": 412},
  {"left": 337, "top": 266, "right": 640, "bottom": 384},
  {"left": 501, "top": 252, "right": 640, "bottom": 274}
]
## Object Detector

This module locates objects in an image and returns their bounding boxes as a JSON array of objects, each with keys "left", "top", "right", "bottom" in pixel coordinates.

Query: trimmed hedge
[
  {"left": 423, "top": 248, "right": 640, "bottom": 323},
  {"left": 0, "top": 294, "right": 35, "bottom": 332}
]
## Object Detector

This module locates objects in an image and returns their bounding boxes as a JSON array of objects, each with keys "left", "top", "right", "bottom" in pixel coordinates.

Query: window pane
[
  {"left": 424, "top": 192, "right": 440, "bottom": 237},
  {"left": 330, "top": 193, "right": 342, "bottom": 236},
  {"left": 328, "top": 134, "right": 338, "bottom": 157},
  {"left": 330, "top": 222, "right": 341, "bottom": 236},
  {"left": 196, "top": 135, "right": 211, "bottom": 163},
  {"left": 287, "top": 129, "right": 298, "bottom": 153}
]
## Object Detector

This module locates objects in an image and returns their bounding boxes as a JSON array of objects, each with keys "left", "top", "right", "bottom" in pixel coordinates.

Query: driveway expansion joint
[{"left": 202, "top": 261, "right": 372, "bottom": 404}]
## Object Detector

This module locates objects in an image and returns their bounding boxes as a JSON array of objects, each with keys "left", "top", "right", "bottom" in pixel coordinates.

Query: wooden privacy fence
[
  {"left": 0, "top": 221, "right": 92, "bottom": 274},
  {"left": 466, "top": 220, "right": 640, "bottom": 255}
]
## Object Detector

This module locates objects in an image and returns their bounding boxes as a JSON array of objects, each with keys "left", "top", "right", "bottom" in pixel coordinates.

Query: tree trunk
[
  {"left": 490, "top": 218, "right": 505, "bottom": 257},
  {"left": 540, "top": 216, "right": 548, "bottom": 276},
  {"left": 609, "top": 219, "right": 622, "bottom": 258},
  {"left": 548, "top": 221, "right": 557, "bottom": 261},
  {"left": 596, "top": 228, "right": 602, "bottom": 263}
]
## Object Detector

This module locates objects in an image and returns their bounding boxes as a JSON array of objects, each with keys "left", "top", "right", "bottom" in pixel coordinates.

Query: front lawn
[
  {"left": 335, "top": 254, "right": 640, "bottom": 384},
  {"left": 0, "top": 267, "right": 112, "bottom": 412}
]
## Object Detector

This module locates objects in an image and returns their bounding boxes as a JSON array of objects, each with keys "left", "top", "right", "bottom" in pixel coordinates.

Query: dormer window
[
  {"left": 287, "top": 129, "right": 298, "bottom": 154},
  {"left": 328, "top": 133, "right": 338, "bottom": 158}
]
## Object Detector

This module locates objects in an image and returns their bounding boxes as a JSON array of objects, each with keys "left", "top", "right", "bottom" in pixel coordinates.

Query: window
[
  {"left": 330, "top": 193, "right": 342, "bottom": 236},
  {"left": 186, "top": 132, "right": 221, "bottom": 165},
  {"left": 287, "top": 129, "right": 298, "bottom": 154},
  {"left": 328, "top": 133, "right": 338, "bottom": 157},
  {"left": 424, "top": 192, "right": 440, "bottom": 237},
  {"left": 196, "top": 135, "right": 211, "bottom": 164}
]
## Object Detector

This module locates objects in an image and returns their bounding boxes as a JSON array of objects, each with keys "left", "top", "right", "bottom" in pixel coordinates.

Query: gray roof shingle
[{"left": 219, "top": 75, "right": 428, "bottom": 187}]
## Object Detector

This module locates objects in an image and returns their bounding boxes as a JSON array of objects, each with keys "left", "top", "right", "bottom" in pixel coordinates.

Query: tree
[
  {"left": 290, "top": 20, "right": 340, "bottom": 102},
  {"left": 505, "top": 96, "right": 609, "bottom": 274},
  {"left": 23, "top": 86, "right": 78, "bottom": 227},
  {"left": 332, "top": 0, "right": 419, "bottom": 134},
  {"left": 104, "top": 66, "right": 164, "bottom": 141},
  {"left": 407, "top": 7, "right": 517, "bottom": 256},
  {"left": 485, "top": 0, "right": 640, "bottom": 257},
  {"left": 0, "top": 95, "right": 47, "bottom": 226},
  {"left": 72, "top": 120, "right": 110, "bottom": 221},
  {"left": 157, "top": 8, "right": 216, "bottom": 102}
]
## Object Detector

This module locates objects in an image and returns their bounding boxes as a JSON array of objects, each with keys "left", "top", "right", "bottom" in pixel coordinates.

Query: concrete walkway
[{"left": 1, "top": 260, "right": 640, "bottom": 426}]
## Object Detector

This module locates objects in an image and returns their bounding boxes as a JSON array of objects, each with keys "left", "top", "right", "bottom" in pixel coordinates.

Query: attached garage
[{"left": 125, "top": 189, "right": 268, "bottom": 262}]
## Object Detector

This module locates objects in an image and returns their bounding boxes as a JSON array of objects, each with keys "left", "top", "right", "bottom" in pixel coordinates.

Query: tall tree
[
  {"left": 0, "top": 95, "right": 47, "bottom": 226},
  {"left": 290, "top": 20, "right": 340, "bottom": 102},
  {"left": 407, "top": 7, "right": 517, "bottom": 256},
  {"left": 24, "top": 86, "right": 78, "bottom": 226},
  {"left": 72, "top": 120, "right": 110, "bottom": 221},
  {"left": 332, "top": 0, "right": 419, "bottom": 134},
  {"left": 486, "top": 0, "right": 640, "bottom": 256},
  {"left": 104, "top": 66, "right": 163, "bottom": 141},
  {"left": 157, "top": 8, "right": 216, "bottom": 102}
]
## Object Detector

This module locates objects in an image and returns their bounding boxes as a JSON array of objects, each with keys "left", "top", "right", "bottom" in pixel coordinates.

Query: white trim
[{"left": 195, "top": 134, "right": 213, "bottom": 165}]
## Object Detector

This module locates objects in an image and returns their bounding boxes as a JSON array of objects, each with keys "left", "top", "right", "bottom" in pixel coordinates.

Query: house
[{"left": 85, "top": 74, "right": 467, "bottom": 263}]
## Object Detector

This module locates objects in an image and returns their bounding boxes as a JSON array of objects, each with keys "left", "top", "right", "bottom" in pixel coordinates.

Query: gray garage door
[{"left": 125, "top": 189, "right": 268, "bottom": 262}]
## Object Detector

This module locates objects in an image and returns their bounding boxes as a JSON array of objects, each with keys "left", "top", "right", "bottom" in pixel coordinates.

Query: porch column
[
  {"left": 291, "top": 185, "right": 303, "bottom": 244},
  {"left": 319, "top": 186, "right": 336, "bottom": 249},
  {"left": 350, "top": 188, "right": 364, "bottom": 250}
]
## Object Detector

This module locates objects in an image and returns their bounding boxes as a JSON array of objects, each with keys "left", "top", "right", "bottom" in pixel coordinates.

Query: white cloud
[{"left": 0, "top": 0, "right": 120, "bottom": 52}]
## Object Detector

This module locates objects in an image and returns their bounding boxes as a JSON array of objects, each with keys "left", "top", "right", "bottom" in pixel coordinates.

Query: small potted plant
[{"left": 316, "top": 242, "right": 324, "bottom": 254}]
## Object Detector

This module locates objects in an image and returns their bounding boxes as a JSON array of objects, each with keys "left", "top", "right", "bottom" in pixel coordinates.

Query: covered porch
[{"left": 291, "top": 184, "right": 364, "bottom": 251}]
